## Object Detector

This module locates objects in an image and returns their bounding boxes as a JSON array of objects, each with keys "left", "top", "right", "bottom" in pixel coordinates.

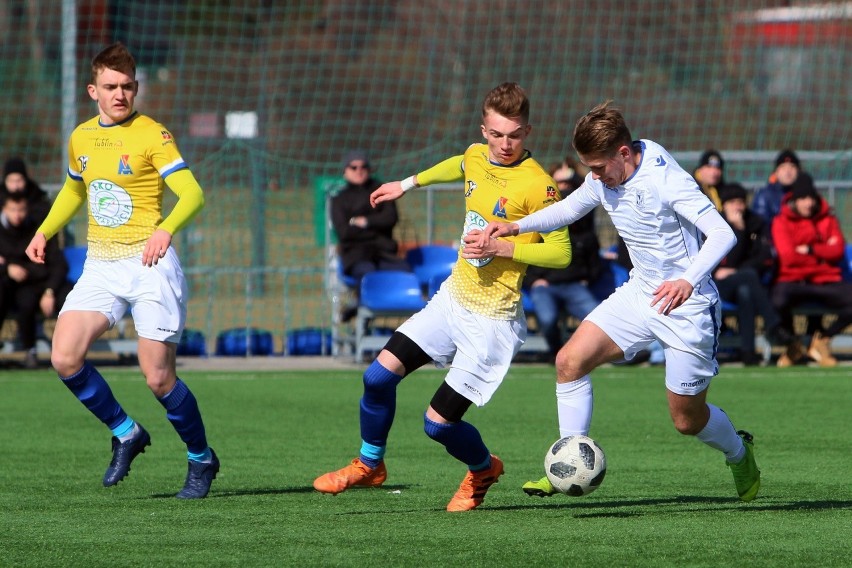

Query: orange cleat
[
  {"left": 446, "top": 455, "right": 504, "bottom": 512},
  {"left": 313, "top": 458, "right": 387, "bottom": 495}
]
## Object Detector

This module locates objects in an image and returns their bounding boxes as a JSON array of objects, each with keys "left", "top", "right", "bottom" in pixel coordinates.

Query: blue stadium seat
[
  {"left": 405, "top": 244, "right": 458, "bottom": 288},
  {"left": 355, "top": 270, "right": 427, "bottom": 360},
  {"left": 843, "top": 243, "right": 852, "bottom": 282},
  {"left": 63, "top": 245, "right": 87, "bottom": 284},
  {"left": 427, "top": 270, "right": 452, "bottom": 298}
]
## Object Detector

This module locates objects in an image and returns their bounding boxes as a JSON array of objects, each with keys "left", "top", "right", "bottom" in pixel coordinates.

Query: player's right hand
[
  {"left": 475, "top": 221, "right": 519, "bottom": 247},
  {"left": 370, "top": 181, "right": 404, "bottom": 207},
  {"left": 26, "top": 233, "right": 47, "bottom": 264}
]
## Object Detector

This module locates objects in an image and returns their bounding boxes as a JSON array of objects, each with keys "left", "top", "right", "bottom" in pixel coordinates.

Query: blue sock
[
  {"left": 112, "top": 416, "right": 136, "bottom": 440},
  {"left": 423, "top": 414, "right": 490, "bottom": 470},
  {"left": 358, "top": 361, "right": 403, "bottom": 465},
  {"left": 157, "top": 378, "right": 209, "bottom": 454},
  {"left": 60, "top": 363, "right": 128, "bottom": 431},
  {"left": 359, "top": 441, "right": 385, "bottom": 469},
  {"left": 187, "top": 448, "right": 213, "bottom": 463}
]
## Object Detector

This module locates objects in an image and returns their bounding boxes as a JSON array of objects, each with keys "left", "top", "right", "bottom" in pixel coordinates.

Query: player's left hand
[
  {"left": 143, "top": 229, "right": 173, "bottom": 267},
  {"left": 651, "top": 279, "right": 693, "bottom": 316},
  {"left": 462, "top": 229, "right": 512, "bottom": 259}
]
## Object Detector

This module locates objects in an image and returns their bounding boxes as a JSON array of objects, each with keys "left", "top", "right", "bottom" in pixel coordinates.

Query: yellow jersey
[
  {"left": 66, "top": 112, "right": 190, "bottom": 260},
  {"left": 428, "top": 143, "right": 569, "bottom": 320}
]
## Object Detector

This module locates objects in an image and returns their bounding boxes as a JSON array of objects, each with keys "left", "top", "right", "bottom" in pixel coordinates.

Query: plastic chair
[
  {"left": 843, "top": 243, "right": 852, "bottom": 282},
  {"left": 355, "top": 270, "right": 427, "bottom": 360},
  {"left": 405, "top": 245, "right": 458, "bottom": 288},
  {"left": 427, "top": 270, "right": 452, "bottom": 298},
  {"left": 63, "top": 245, "right": 87, "bottom": 284}
]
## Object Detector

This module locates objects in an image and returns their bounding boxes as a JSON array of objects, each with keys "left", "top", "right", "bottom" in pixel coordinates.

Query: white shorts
[
  {"left": 396, "top": 281, "right": 525, "bottom": 407},
  {"left": 585, "top": 277, "right": 720, "bottom": 395},
  {"left": 60, "top": 247, "right": 187, "bottom": 343}
]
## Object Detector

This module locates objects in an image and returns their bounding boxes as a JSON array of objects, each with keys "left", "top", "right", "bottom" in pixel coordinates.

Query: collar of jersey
[
  {"left": 99, "top": 111, "right": 138, "bottom": 128},
  {"left": 488, "top": 149, "right": 531, "bottom": 168}
]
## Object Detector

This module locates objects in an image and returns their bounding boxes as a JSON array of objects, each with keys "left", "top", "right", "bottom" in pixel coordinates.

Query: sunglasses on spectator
[{"left": 347, "top": 163, "right": 369, "bottom": 171}]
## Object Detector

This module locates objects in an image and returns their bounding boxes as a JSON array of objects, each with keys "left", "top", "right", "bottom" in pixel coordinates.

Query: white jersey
[{"left": 517, "top": 139, "right": 722, "bottom": 300}]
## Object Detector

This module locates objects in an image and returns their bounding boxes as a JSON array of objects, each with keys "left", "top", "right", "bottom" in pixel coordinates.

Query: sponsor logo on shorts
[
  {"left": 157, "top": 327, "right": 177, "bottom": 334},
  {"left": 680, "top": 378, "right": 706, "bottom": 388},
  {"left": 463, "top": 382, "right": 481, "bottom": 396}
]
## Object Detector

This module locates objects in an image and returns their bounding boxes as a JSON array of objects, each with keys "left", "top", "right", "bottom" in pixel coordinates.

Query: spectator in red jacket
[{"left": 770, "top": 175, "right": 851, "bottom": 367}]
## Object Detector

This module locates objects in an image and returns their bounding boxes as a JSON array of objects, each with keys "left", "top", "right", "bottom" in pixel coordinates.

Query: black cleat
[
  {"left": 103, "top": 425, "right": 151, "bottom": 487},
  {"left": 176, "top": 449, "right": 220, "bottom": 499}
]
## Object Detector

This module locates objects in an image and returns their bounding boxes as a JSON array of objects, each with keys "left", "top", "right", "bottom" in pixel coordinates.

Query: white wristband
[{"left": 400, "top": 176, "right": 418, "bottom": 193}]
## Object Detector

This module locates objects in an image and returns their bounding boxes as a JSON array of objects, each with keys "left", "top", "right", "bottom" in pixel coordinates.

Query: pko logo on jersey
[
  {"left": 462, "top": 210, "right": 493, "bottom": 267},
  {"left": 89, "top": 179, "right": 133, "bottom": 228},
  {"left": 118, "top": 155, "right": 133, "bottom": 175},
  {"left": 492, "top": 197, "right": 508, "bottom": 219}
]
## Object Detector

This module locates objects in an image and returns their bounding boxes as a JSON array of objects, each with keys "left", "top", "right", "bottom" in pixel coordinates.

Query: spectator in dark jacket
[
  {"left": 713, "top": 183, "right": 786, "bottom": 365},
  {"left": 2, "top": 157, "right": 51, "bottom": 224},
  {"left": 0, "top": 193, "right": 70, "bottom": 368},
  {"left": 693, "top": 149, "right": 725, "bottom": 211},
  {"left": 752, "top": 149, "right": 809, "bottom": 232},
  {"left": 523, "top": 158, "right": 601, "bottom": 362},
  {"left": 770, "top": 175, "right": 851, "bottom": 367}
]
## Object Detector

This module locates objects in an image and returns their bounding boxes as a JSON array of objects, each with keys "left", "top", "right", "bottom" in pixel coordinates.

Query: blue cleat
[
  {"left": 176, "top": 449, "right": 220, "bottom": 499},
  {"left": 103, "top": 425, "right": 151, "bottom": 487}
]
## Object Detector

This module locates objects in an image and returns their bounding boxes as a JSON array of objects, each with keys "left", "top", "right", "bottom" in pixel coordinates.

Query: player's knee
[
  {"left": 363, "top": 360, "right": 402, "bottom": 392},
  {"left": 423, "top": 413, "right": 452, "bottom": 442},
  {"left": 671, "top": 413, "right": 703, "bottom": 436},
  {"left": 50, "top": 348, "right": 84, "bottom": 377}
]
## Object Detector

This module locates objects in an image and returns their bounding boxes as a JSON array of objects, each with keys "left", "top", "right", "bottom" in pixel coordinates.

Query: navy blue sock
[
  {"left": 60, "top": 363, "right": 127, "bottom": 431},
  {"left": 424, "top": 414, "right": 490, "bottom": 470},
  {"left": 157, "top": 379, "right": 208, "bottom": 454},
  {"left": 358, "top": 361, "right": 403, "bottom": 467}
]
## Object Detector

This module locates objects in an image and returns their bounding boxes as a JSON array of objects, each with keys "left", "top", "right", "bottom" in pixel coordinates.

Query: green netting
[{"left": 0, "top": 1, "right": 850, "bottom": 352}]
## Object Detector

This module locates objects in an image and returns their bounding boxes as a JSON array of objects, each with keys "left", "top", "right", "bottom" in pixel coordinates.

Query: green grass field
[{"left": 1, "top": 365, "right": 849, "bottom": 567}]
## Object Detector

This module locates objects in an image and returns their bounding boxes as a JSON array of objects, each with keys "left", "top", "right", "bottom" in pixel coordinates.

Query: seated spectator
[
  {"left": 752, "top": 149, "right": 809, "bottom": 232},
  {"left": 770, "top": 175, "right": 851, "bottom": 367},
  {"left": 524, "top": 157, "right": 600, "bottom": 362},
  {"left": 2, "top": 157, "right": 51, "bottom": 224},
  {"left": 331, "top": 150, "right": 409, "bottom": 320},
  {"left": 693, "top": 149, "right": 725, "bottom": 211},
  {"left": 713, "top": 183, "right": 787, "bottom": 365},
  {"left": 0, "top": 193, "right": 70, "bottom": 368}
]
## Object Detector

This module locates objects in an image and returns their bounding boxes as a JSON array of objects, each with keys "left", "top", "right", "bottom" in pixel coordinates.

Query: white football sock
[
  {"left": 696, "top": 404, "right": 745, "bottom": 462},
  {"left": 556, "top": 376, "right": 593, "bottom": 437}
]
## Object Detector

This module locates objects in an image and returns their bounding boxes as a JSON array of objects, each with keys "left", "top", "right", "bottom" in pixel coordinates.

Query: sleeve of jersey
[
  {"left": 415, "top": 155, "right": 465, "bottom": 185},
  {"left": 681, "top": 209, "right": 736, "bottom": 287},
  {"left": 158, "top": 169, "right": 206, "bottom": 235},
  {"left": 36, "top": 176, "right": 87, "bottom": 240},
  {"left": 513, "top": 225, "right": 571, "bottom": 269}
]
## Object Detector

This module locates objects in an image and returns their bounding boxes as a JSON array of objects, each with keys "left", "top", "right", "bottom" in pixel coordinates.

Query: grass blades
[{"left": 1, "top": 365, "right": 849, "bottom": 567}]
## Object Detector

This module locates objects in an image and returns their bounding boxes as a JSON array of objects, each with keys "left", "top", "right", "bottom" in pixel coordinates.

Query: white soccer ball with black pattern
[{"left": 544, "top": 435, "right": 607, "bottom": 496}]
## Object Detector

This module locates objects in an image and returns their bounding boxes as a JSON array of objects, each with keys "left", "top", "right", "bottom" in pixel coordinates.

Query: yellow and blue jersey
[{"left": 66, "top": 112, "right": 188, "bottom": 259}]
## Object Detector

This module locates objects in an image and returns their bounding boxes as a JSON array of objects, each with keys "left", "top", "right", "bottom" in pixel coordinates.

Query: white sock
[
  {"left": 555, "top": 376, "right": 593, "bottom": 437},
  {"left": 696, "top": 404, "right": 745, "bottom": 462}
]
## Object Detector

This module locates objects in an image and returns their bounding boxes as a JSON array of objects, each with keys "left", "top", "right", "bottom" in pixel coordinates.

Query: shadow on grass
[
  {"left": 149, "top": 483, "right": 413, "bottom": 499},
  {"left": 487, "top": 495, "right": 852, "bottom": 517}
]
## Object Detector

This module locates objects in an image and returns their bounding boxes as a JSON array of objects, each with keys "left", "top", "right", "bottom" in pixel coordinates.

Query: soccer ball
[{"left": 544, "top": 435, "right": 607, "bottom": 496}]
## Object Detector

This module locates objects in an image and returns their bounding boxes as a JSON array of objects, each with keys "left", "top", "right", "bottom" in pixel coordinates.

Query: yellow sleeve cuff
[{"left": 158, "top": 169, "right": 206, "bottom": 235}]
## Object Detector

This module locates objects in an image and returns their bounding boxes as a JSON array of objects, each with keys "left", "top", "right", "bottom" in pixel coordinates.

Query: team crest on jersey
[
  {"left": 161, "top": 130, "right": 172, "bottom": 140},
  {"left": 654, "top": 156, "right": 666, "bottom": 166},
  {"left": 78, "top": 155, "right": 89, "bottom": 173},
  {"left": 465, "top": 180, "right": 477, "bottom": 197},
  {"left": 89, "top": 179, "right": 133, "bottom": 228},
  {"left": 546, "top": 186, "right": 557, "bottom": 199},
  {"left": 492, "top": 197, "right": 508, "bottom": 219},
  {"left": 461, "top": 210, "right": 493, "bottom": 267},
  {"left": 118, "top": 155, "right": 133, "bottom": 175}
]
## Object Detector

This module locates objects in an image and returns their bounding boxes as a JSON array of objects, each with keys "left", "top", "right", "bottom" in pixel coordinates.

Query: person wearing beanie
[
  {"left": 713, "top": 183, "right": 785, "bottom": 365},
  {"left": 693, "top": 149, "right": 725, "bottom": 211},
  {"left": 2, "top": 157, "right": 51, "bottom": 223},
  {"left": 770, "top": 176, "right": 851, "bottom": 367},
  {"left": 752, "top": 148, "right": 806, "bottom": 231},
  {"left": 330, "top": 148, "right": 409, "bottom": 321}
]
